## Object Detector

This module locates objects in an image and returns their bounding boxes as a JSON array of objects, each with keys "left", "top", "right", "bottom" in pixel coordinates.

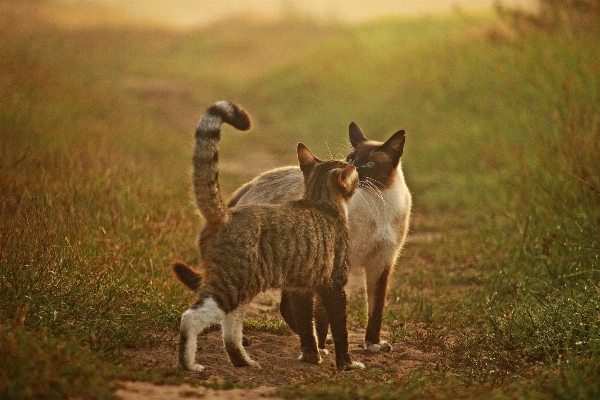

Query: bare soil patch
[
  {"left": 118, "top": 328, "right": 436, "bottom": 399},
  {"left": 117, "top": 271, "right": 437, "bottom": 399}
]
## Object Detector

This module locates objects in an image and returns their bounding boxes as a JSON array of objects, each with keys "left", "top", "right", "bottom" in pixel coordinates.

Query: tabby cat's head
[
  {"left": 345, "top": 122, "right": 406, "bottom": 190},
  {"left": 297, "top": 143, "right": 359, "bottom": 201}
]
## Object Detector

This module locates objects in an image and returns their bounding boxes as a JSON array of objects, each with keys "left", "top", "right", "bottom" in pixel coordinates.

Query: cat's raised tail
[
  {"left": 173, "top": 261, "right": 202, "bottom": 291},
  {"left": 193, "top": 101, "right": 251, "bottom": 229}
]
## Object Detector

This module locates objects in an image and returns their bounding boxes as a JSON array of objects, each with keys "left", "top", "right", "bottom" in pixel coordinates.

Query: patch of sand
[{"left": 116, "top": 382, "right": 281, "bottom": 400}]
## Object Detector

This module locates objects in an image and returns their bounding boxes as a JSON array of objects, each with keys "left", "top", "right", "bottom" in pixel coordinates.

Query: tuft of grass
[
  {"left": 243, "top": 316, "right": 291, "bottom": 335},
  {"left": 436, "top": 2, "right": 600, "bottom": 392},
  {"left": 0, "top": 325, "right": 120, "bottom": 400}
]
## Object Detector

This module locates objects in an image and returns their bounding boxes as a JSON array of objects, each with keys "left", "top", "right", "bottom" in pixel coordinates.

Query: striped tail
[{"left": 193, "top": 101, "right": 251, "bottom": 228}]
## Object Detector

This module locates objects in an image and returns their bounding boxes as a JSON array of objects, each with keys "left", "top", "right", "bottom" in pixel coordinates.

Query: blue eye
[
  {"left": 365, "top": 161, "right": 375, "bottom": 168},
  {"left": 346, "top": 157, "right": 353, "bottom": 164}
]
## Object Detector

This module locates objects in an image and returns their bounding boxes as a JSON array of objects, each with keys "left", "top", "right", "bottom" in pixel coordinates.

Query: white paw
[
  {"left": 345, "top": 361, "right": 365, "bottom": 370},
  {"left": 319, "top": 348, "right": 329, "bottom": 356},
  {"left": 189, "top": 364, "right": 206, "bottom": 373},
  {"left": 366, "top": 341, "right": 391, "bottom": 353},
  {"left": 298, "top": 352, "right": 322, "bottom": 364},
  {"left": 248, "top": 359, "right": 262, "bottom": 370}
]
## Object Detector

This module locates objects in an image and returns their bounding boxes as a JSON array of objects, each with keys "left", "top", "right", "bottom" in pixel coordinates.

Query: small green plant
[{"left": 243, "top": 316, "right": 291, "bottom": 335}]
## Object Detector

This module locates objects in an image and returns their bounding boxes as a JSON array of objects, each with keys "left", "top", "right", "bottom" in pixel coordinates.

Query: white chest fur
[{"left": 347, "top": 169, "right": 411, "bottom": 269}]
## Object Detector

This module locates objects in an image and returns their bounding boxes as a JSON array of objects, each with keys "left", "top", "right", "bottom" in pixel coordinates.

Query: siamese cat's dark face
[{"left": 345, "top": 122, "right": 406, "bottom": 190}]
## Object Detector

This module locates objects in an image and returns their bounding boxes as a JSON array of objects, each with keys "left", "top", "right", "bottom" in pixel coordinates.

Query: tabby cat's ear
[
  {"left": 297, "top": 143, "right": 319, "bottom": 173},
  {"left": 349, "top": 122, "right": 368, "bottom": 148},
  {"left": 338, "top": 165, "right": 358, "bottom": 193},
  {"left": 379, "top": 130, "right": 406, "bottom": 166}
]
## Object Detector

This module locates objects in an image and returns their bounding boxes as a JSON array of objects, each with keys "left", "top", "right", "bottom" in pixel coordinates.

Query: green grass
[{"left": 1, "top": 1, "right": 599, "bottom": 398}]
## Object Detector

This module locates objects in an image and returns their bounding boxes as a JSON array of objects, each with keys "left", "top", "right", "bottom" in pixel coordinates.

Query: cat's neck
[
  {"left": 353, "top": 166, "right": 407, "bottom": 211},
  {"left": 303, "top": 179, "right": 348, "bottom": 220}
]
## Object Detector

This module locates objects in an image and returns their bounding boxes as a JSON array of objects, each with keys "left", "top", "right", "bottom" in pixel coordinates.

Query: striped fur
[
  {"left": 176, "top": 102, "right": 364, "bottom": 372},
  {"left": 193, "top": 101, "right": 251, "bottom": 229},
  {"left": 228, "top": 122, "right": 411, "bottom": 353}
]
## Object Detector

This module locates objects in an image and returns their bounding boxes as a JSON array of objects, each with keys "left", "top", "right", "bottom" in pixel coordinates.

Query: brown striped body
[
  {"left": 176, "top": 101, "right": 364, "bottom": 372},
  {"left": 196, "top": 198, "right": 349, "bottom": 313}
]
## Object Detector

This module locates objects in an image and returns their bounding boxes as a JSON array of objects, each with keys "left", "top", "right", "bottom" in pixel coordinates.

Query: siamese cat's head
[
  {"left": 345, "top": 122, "right": 405, "bottom": 190},
  {"left": 298, "top": 143, "right": 359, "bottom": 200}
]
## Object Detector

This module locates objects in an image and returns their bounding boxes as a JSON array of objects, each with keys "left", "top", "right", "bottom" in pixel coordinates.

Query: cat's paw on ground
[
  {"left": 366, "top": 341, "right": 391, "bottom": 353},
  {"left": 298, "top": 351, "right": 322, "bottom": 365},
  {"left": 343, "top": 361, "right": 366, "bottom": 370},
  {"left": 189, "top": 364, "right": 206, "bottom": 373},
  {"left": 247, "top": 359, "right": 262, "bottom": 369}
]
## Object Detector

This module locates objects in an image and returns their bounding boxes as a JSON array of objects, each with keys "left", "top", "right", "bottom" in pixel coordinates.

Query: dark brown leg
[
  {"left": 314, "top": 296, "right": 329, "bottom": 350},
  {"left": 317, "top": 285, "right": 363, "bottom": 370},
  {"left": 365, "top": 268, "right": 391, "bottom": 352},
  {"left": 289, "top": 291, "right": 321, "bottom": 364},
  {"left": 280, "top": 290, "right": 299, "bottom": 334}
]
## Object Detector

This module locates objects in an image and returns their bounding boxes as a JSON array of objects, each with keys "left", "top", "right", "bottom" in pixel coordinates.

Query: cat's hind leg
[
  {"left": 179, "top": 296, "right": 225, "bottom": 372},
  {"left": 222, "top": 305, "right": 261, "bottom": 369}
]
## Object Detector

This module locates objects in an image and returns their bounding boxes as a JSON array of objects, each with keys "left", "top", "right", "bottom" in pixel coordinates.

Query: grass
[{"left": 1, "top": 0, "right": 599, "bottom": 398}]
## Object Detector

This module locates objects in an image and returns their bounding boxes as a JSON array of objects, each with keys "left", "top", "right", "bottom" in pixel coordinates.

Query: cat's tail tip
[
  {"left": 173, "top": 261, "right": 202, "bottom": 291},
  {"left": 196, "top": 101, "right": 251, "bottom": 137}
]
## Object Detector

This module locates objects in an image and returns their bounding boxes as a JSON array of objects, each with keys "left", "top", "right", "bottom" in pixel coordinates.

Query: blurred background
[
  {"left": 52, "top": 0, "right": 537, "bottom": 27},
  {"left": 1, "top": 0, "right": 599, "bottom": 398}
]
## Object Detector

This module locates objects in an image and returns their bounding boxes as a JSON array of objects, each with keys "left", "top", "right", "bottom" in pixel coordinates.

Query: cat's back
[
  {"left": 228, "top": 166, "right": 304, "bottom": 207},
  {"left": 205, "top": 201, "right": 344, "bottom": 288},
  {"left": 225, "top": 200, "right": 342, "bottom": 246}
]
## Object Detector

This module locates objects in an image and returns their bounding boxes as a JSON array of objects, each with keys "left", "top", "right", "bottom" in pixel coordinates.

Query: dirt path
[
  {"left": 116, "top": 382, "right": 282, "bottom": 400},
  {"left": 117, "top": 270, "right": 437, "bottom": 399},
  {"left": 117, "top": 326, "right": 435, "bottom": 400}
]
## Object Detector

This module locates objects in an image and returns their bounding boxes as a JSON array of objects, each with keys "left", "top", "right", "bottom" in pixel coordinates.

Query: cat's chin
[{"left": 365, "top": 341, "right": 392, "bottom": 353}]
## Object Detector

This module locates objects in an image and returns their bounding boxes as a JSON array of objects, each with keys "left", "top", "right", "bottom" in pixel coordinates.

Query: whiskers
[
  {"left": 325, "top": 140, "right": 353, "bottom": 161},
  {"left": 356, "top": 177, "right": 390, "bottom": 220}
]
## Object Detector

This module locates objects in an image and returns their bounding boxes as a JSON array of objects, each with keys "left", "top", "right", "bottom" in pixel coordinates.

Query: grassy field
[{"left": 1, "top": 1, "right": 599, "bottom": 399}]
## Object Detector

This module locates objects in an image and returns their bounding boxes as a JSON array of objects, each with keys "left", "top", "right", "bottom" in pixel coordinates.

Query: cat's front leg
[
  {"left": 288, "top": 291, "right": 321, "bottom": 365},
  {"left": 279, "top": 290, "right": 298, "bottom": 334},
  {"left": 318, "top": 285, "right": 364, "bottom": 370},
  {"left": 314, "top": 295, "right": 330, "bottom": 353},
  {"left": 365, "top": 267, "right": 392, "bottom": 353}
]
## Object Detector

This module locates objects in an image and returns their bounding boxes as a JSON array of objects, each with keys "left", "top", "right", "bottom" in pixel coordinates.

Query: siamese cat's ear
[
  {"left": 380, "top": 130, "right": 406, "bottom": 166},
  {"left": 338, "top": 165, "right": 358, "bottom": 192},
  {"left": 297, "top": 143, "right": 320, "bottom": 173},
  {"left": 349, "top": 122, "right": 368, "bottom": 148}
]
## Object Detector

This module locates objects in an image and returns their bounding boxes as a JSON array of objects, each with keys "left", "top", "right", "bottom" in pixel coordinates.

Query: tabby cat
[
  {"left": 228, "top": 121, "right": 411, "bottom": 353},
  {"left": 174, "top": 101, "right": 364, "bottom": 372}
]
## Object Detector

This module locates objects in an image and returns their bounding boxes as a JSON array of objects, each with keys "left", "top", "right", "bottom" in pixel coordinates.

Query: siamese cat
[{"left": 228, "top": 122, "right": 412, "bottom": 353}]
